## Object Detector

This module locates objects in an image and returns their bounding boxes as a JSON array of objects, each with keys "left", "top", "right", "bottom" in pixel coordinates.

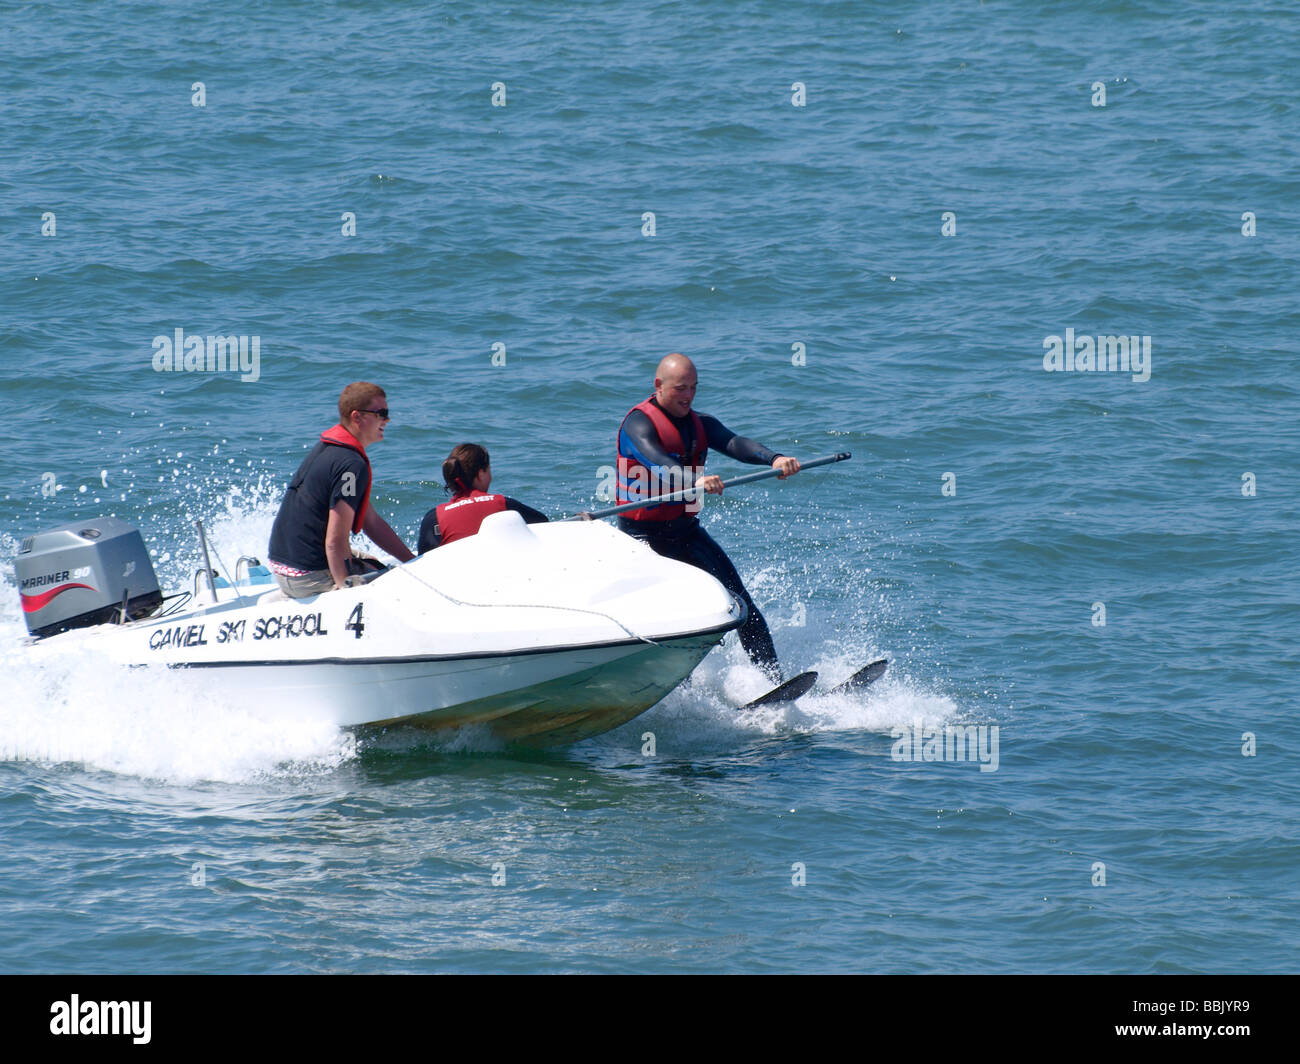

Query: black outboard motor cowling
[{"left": 15, "top": 517, "right": 162, "bottom": 638}]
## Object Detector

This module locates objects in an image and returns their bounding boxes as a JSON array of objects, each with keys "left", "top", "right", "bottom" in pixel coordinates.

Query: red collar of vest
[
  {"left": 320, "top": 424, "right": 369, "bottom": 458},
  {"left": 320, "top": 424, "right": 371, "bottom": 532},
  {"left": 640, "top": 398, "right": 707, "bottom": 462}
]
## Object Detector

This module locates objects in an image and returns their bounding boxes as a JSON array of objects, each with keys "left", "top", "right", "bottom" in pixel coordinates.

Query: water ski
[
  {"left": 739, "top": 670, "right": 818, "bottom": 710},
  {"left": 827, "top": 659, "right": 888, "bottom": 694}
]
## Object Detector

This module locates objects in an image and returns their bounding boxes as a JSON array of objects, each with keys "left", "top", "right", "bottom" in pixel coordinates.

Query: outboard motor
[{"left": 15, "top": 517, "right": 163, "bottom": 638}]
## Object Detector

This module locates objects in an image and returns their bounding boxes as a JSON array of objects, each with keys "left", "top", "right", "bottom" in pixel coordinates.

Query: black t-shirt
[{"left": 268, "top": 441, "right": 371, "bottom": 571}]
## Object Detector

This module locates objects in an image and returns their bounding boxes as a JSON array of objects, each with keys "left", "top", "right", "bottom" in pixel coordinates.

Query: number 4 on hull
[{"left": 345, "top": 603, "right": 365, "bottom": 639}]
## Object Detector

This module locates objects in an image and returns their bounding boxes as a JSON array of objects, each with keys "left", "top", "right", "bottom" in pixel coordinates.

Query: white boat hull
[
  {"left": 171, "top": 629, "right": 728, "bottom": 744},
  {"left": 23, "top": 514, "right": 743, "bottom": 746}
]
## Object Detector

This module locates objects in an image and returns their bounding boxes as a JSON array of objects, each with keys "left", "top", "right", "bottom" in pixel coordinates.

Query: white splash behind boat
[{"left": 19, "top": 511, "right": 743, "bottom": 746}]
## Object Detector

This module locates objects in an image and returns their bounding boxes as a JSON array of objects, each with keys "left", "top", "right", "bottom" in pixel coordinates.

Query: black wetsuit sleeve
[
  {"left": 505, "top": 498, "right": 549, "bottom": 524},
  {"left": 700, "top": 414, "right": 783, "bottom": 467},
  {"left": 417, "top": 509, "right": 440, "bottom": 553},
  {"left": 622, "top": 410, "right": 686, "bottom": 473}
]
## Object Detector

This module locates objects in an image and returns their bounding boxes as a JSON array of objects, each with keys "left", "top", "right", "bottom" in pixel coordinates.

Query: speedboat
[{"left": 16, "top": 512, "right": 743, "bottom": 746}]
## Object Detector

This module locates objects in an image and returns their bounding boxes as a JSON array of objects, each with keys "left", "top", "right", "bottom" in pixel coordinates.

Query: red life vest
[
  {"left": 320, "top": 424, "right": 372, "bottom": 532},
  {"left": 436, "top": 490, "right": 508, "bottom": 545},
  {"left": 616, "top": 397, "right": 708, "bottom": 521}
]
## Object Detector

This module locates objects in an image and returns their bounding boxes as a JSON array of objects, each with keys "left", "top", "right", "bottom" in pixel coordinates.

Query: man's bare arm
[
  {"left": 361, "top": 507, "right": 415, "bottom": 563},
  {"left": 326, "top": 503, "right": 356, "bottom": 589}
]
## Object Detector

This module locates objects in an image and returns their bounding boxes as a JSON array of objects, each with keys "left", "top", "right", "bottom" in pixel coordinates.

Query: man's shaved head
[
  {"left": 656, "top": 352, "right": 696, "bottom": 380},
  {"left": 654, "top": 353, "right": 698, "bottom": 418}
]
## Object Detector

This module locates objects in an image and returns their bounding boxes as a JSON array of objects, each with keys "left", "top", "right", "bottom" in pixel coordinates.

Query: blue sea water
[{"left": 0, "top": 0, "right": 1297, "bottom": 973}]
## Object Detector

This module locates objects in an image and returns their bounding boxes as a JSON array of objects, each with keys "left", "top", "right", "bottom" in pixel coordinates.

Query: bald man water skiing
[{"left": 616, "top": 354, "right": 801, "bottom": 682}]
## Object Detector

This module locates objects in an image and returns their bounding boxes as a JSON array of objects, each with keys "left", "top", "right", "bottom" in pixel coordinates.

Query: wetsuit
[
  {"left": 418, "top": 492, "right": 548, "bottom": 553},
  {"left": 617, "top": 397, "right": 785, "bottom": 680}
]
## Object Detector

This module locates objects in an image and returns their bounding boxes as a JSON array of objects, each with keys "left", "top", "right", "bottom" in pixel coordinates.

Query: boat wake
[
  {"left": 2, "top": 511, "right": 355, "bottom": 783},
  {"left": 1, "top": 614, "right": 357, "bottom": 785}
]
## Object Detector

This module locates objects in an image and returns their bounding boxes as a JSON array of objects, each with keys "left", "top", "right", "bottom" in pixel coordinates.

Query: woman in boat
[{"left": 418, "top": 443, "right": 549, "bottom": 553}]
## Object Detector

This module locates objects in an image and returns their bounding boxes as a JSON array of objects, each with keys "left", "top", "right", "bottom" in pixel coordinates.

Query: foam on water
[
  {"left": 2, "top": 499, "right": 358, "bottom": 784},
  {"left": 597, "top": 638, "right": 961, "bottom": 754},
  {"left": 1, "top": 635, "right": 356, "bottom": 784}
]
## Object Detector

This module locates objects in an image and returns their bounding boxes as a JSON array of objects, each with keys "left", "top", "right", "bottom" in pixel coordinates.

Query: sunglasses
[{"left": 361, "top": 408, "right": 390, "bottom": 420}]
